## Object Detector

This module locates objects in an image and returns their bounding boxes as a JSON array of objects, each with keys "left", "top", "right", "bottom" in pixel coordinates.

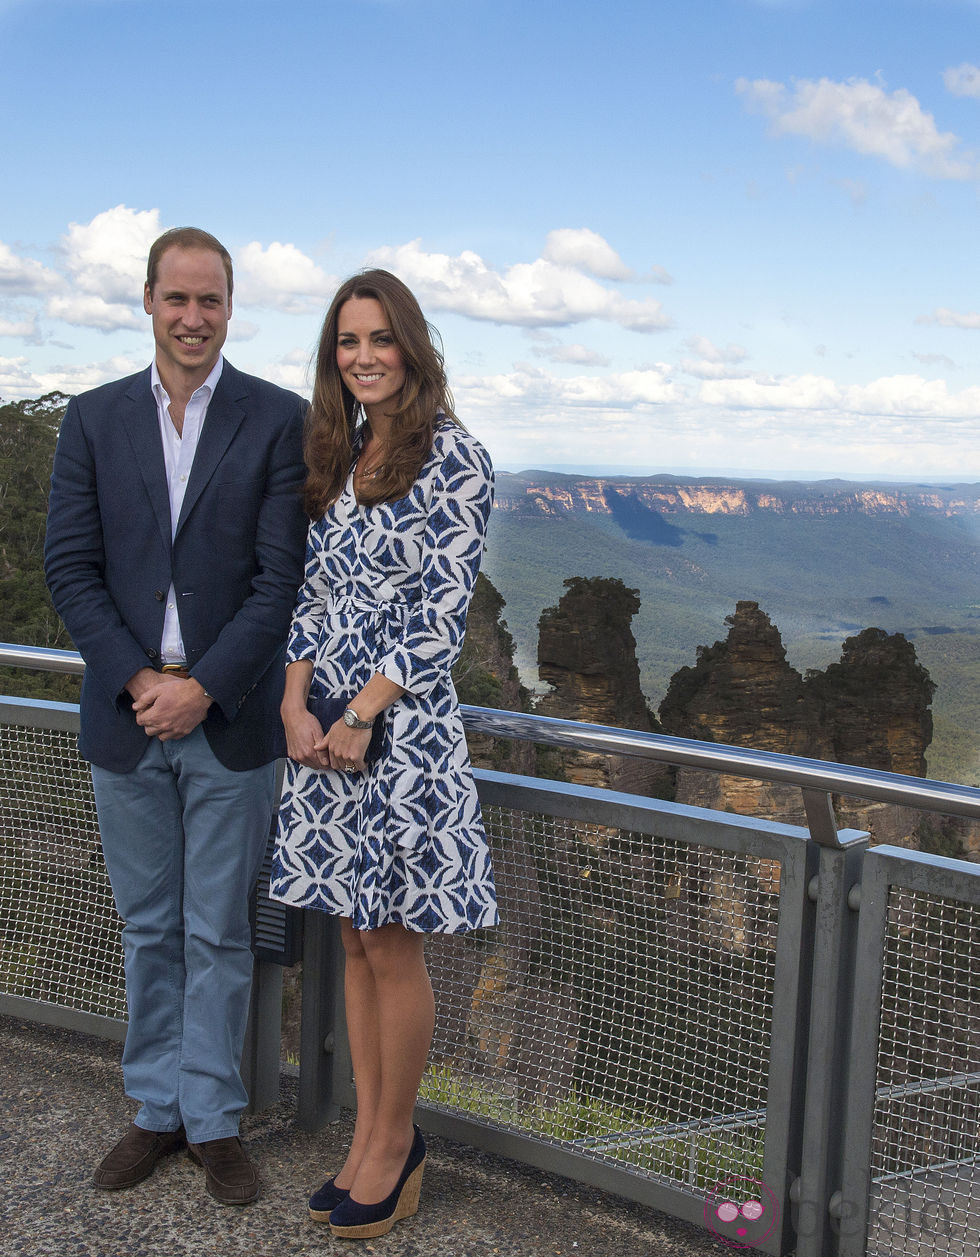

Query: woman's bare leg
[
  {"left": 332, "top": 918, "right": 381, "bottom": 1188},
  {"left": 344, "top": 921, "right": 434, "bottom": 1204}
]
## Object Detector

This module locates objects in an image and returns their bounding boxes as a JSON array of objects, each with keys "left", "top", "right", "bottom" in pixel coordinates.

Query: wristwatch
[{"left": 343, "top": 706, "right": 375, "bottom": 729}]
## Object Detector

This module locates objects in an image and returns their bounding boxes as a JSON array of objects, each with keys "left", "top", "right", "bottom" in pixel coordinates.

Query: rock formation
[
  {"left": 806, "top": 627, "right": 934, "bottom": 778},
  {"left": 452, "top": 572, "right": 536, "bottom": 776},
  {"left": 659, "top": 600, "right": 832, "bottom": 826},
  {"left": 805, "top": 626, "right": 942, "bottom": 848},
  {"left": 658, "top": 602, "right": 970, "bottom": 856},
  {"left": 414, "top": 590, "right": 968, "bottom": 1114},
  {"left": 536, "top": 576, "right": 672, "bottom": 797}
]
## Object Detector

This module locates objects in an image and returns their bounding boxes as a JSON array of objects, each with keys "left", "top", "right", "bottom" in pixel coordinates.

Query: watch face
[{"left": 343, "top": 709, "right": 357, "bottom": 728}]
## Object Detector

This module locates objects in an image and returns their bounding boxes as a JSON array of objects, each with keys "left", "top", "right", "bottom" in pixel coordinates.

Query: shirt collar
[{"left": 150, "top": 354, "right": 224, "bottom": 405}]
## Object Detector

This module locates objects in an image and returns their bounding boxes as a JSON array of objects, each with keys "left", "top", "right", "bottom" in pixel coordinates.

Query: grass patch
[{"left": 418, "top": 1061, "right": 765, "bottom": 1188}]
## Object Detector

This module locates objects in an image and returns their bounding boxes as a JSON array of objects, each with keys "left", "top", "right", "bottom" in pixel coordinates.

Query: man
[{"left": 44, "top": 227, "right": 308, "bottom": 1204}]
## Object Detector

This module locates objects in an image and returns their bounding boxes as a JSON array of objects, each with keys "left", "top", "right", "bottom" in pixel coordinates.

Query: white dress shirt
[{"left": 150, "top": 356, "right": 224, "bottom": 663}]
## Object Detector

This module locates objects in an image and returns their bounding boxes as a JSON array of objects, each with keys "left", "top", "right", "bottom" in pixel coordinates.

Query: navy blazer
[{"left": 44, "top": 361, "right": 308, "bottom": 773}]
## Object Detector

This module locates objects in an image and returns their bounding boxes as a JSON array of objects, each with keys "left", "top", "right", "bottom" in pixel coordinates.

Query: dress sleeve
[
  {"left": 377, "top": 429, "right": 494, "bottom": 697},
  {"left": 285, "top": 520, "right": 327, "bottom": 664}
]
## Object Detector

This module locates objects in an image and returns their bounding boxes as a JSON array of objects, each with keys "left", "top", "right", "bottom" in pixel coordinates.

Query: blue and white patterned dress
[{"left": 270, "top": 419, "right": 499, "bottom": 934}]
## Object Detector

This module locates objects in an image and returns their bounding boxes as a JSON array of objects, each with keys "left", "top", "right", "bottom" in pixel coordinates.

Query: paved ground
[{"left": 0, "top": 1015, "right": 730, "bottom": 1257}]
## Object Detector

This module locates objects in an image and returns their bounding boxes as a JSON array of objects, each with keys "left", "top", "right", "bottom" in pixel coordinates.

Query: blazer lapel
[
  {"left": 175, "top": 362, "right": 247, "bottom": 535},
  {"left": 123, "top": 369, "right": 173, "bottom": 554}
]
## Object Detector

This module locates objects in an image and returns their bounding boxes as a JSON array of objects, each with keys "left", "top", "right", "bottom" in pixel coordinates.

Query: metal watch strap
[{"left": 344, "top": 706, "right": 375, "bottom": 729}]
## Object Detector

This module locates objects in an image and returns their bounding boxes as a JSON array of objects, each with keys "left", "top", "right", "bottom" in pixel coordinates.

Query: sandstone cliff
[
  {"left": 660, "top": 601, "right": 832, "bottom": 826},
  {"left": 494, "top": 471, "right": 980, "bottom": 520},
  {"left": 657, "top": 602, "right": 971, "bottom": 855},
  {"left": 536, "top": 576, "right": 673, "bottom": 797},
  {"left": 452, "top": 572, "right": 536, "bottom": 776},
  {"left": 806, "top": 627, "right": 934, "bottom": 778}
]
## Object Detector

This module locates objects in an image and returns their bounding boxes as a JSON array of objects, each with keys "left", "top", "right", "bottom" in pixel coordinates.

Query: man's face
[{"left": 143, "top": 246, "right": 231, "bottom": 390}]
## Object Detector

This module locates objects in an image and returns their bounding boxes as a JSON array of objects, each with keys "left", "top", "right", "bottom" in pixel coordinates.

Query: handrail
[
  {"left": 4, "top": 641, "right": 980, "bottom": 1253},
  {"left": 462, "top": 706, "right": 980, "bottom": 822},
  {"left": 0, "top": 643, "right": 85, "bottom": 675},
  {"left": 4, "top": 641, "right": 979, "bottom": 822}
]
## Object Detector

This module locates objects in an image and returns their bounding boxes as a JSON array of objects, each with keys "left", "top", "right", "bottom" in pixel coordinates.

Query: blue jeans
[{"left": 91, "top": 726, "right": 274, "bottom": 1143}]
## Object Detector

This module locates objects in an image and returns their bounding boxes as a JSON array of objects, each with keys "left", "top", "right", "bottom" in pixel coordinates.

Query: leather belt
[{"left": 160, "top": 664, "right": 191, "bottom": 679}]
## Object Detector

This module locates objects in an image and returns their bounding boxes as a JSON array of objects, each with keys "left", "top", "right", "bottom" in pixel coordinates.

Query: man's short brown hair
[{"left": 146, "top": 227, "right": 233, "bottom": 298}]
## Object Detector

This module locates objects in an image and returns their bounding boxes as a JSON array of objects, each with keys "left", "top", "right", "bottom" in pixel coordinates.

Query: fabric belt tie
[{"left": 330, "top": 593, "right": 411, "bottom": 620}]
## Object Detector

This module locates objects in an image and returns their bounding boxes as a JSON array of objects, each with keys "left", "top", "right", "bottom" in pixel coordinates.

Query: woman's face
[{"left": 336, "top": 296, "right": 407, "bottom": 424}]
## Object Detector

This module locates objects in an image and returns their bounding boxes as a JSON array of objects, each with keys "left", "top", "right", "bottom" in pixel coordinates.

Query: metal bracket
[{"left": 802, "top": 789, "right": 841, "bottom": 848}]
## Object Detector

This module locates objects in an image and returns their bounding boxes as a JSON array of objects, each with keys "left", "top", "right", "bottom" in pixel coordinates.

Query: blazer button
[
  {"left": 154, "top": 590, "right": 165, "bottom": 601},
  {"left": 146, "top": 648, "right": 159, "bottom": 660}
]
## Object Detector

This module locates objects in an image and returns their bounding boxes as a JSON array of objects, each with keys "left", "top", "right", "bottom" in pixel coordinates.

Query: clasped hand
[
  {"left": 131, "top": 673, "right": 212, "bottom": 741},
  {"left": 283, "top": 707, "right": 373, "bottom": 773}
]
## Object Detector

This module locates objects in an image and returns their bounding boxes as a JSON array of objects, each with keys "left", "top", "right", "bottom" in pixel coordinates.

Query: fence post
[
  {"left": 834, "top": 849, "right": 891, "bottom": 1257},
  {"left": 296, "top": 910, "right": 350, "bottom": 1130},
  {"left": 243, "top": 959, "right": 283, "bottom": 1112},
  {"left": 793, "top": 790, "right": 870, "bottom": 1257}
]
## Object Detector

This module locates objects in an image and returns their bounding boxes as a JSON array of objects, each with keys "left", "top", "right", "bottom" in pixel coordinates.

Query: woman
[{"left": 270, "top": 270, "right": 498, "bottom": 1239}]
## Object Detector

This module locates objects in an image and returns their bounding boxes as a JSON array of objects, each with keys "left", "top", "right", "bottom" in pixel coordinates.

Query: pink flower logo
[{"left": 703, "top": 1177, "right": 780, "bottom": 1249}]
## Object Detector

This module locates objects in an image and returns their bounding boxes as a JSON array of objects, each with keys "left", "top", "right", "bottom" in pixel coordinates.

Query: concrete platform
[{"left": 0, "top": 1015, "right": 729, "bottom": 1257}]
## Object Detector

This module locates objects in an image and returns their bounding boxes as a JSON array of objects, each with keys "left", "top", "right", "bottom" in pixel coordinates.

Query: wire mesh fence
[
  {"left": 6, "top": 691, "right": 980, "bottom": 1257},
  {"left": 0, "top": 718, "right": 125, "bottom": 1020},
  {"left": 420, "top": 803, "right": 780, "bottom": 1193},
  {"left": 865, "top": 886, "right": 980, "bottom": 1257}
]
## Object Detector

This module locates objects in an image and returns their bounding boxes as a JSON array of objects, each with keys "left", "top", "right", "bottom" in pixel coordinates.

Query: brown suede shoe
[
  {"left": 93, "top": 1122, "right": 186, "bottom": 1190},
  {"left": 187, "top": 1136, "right": 259, "bottom": 1205}
]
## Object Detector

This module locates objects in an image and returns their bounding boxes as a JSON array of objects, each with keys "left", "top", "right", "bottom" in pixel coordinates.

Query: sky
[{"left": 3, "top": 0, "right": 980, "bottom": 479}]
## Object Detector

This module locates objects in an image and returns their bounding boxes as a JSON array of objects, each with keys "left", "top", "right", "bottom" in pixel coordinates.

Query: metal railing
[{"left": 1, "top": 644, "right": 979, "bottom": 1257}]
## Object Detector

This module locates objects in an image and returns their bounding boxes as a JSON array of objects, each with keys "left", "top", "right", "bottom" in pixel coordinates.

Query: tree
[{"left": 0, "top": 393, "right": 80, "bottom": 701}]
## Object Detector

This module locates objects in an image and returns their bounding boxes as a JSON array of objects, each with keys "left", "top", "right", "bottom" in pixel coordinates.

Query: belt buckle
[{"left": 161, "top": 663, "right": 188, "bottom": 675}]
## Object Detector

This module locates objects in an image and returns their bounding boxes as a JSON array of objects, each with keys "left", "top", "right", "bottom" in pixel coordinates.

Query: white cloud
[
  {"left": 943, "top": 63, "right": 980, "bottom": 99},
  {"left": 367, "top": 236, "right": 671, "bottom": 332},
  {"left": 236, "top": 241, "right": 336, "bottom": 313},
  {"left": 540, "top": 228, "right": 633, "bottom": 280},
  {"left": 0, "top": 242, "right": 62, "bottom": 295},
  {"left": 736, "top": 76, "right": 976, "bottom": 178},
  {"left": 682, "top": 359, "right": 752, "bottom": 381},
  {"left": 410, "top": 351, "right": 980, "bottom": 475},
  {"left": 527, "top": 330, "right": 611, "bottom": 366},
  {"left": 46, "top": 292, "right": 143, "bottom": 332},
  {"left": 0, "top": 313, "right": 40, "bottom": 342},
  {"left": 917, "top": 307, "right": 980, "bottom": 329},
  {"left": 41, "top": 206, "right": 162, "bottom": 330},
  {"left": 534, "top": 342, "right": 612, "bottom": 366},
  {"left": 455, "top": 363, "right": 678, "bottom": 411},
  {"left": 911, "top": 351, "right": 958, "bottom": 370},
  {"left": 848, "top": 374, "right": 980, "bottom": 418},
  {"left": 684, "top": 336, "right": 747, "bottom": 363},
  {"left": 680, "top": 337, "right": 749, "bottom": 379},
  {"left": 226, "top": 319, "right": 260, "bottom": 342},
  {"left": 0, "top": 352, "right": 145, "bottom": 400},
  {"left": 0, "top": 354, "right": 37, "bottom": 395},
  {"left": 259, "top": 348, "right": 312, "bottom": 393},
  {"left": 701, "top": 372, "right": 842, "bottom": 411},
  {"left": 642, "top": 265, "right": 673, "bottom": 286},
  {"left": 700, "top": 370, "right": 980, "bottom": 420},
  {"left": 62, "top": 205, "right": 161, "bottom": 302}
]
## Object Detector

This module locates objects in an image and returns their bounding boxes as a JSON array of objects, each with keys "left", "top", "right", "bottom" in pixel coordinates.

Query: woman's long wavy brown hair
[{"left": 303, "top": 269, "right": 458, "bottom": 518}]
